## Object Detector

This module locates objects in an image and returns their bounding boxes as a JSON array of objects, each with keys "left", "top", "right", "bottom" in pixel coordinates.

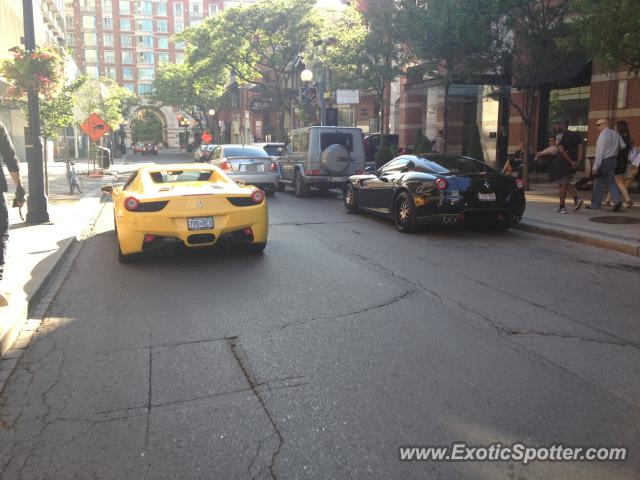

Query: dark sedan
[{"left": 343, "top": 154, "right": 526, "bottom": 232}]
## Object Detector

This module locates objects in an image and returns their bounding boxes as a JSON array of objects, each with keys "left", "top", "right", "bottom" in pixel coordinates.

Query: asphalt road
[{"left": 1, "top": 151, "right": 639, "bottom": 479}]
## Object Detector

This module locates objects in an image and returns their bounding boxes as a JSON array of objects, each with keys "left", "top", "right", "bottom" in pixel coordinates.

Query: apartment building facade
[{"left": 0, "top": 0, "right": 67, "bottom": 161}]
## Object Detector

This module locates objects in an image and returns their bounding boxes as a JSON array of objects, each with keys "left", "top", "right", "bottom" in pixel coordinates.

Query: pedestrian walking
[
  {"left": 625, "top": 144, "right": 639, "bottom": 191},
  {"left": 433, "top": 130, "right": 445, "bottom": 154},
  {"left": 604, "top": 121, "right": 633, "bottom": 208},
  {"left": 588, "top": 119, "right": 625, "bottom": 211},
  {"left": 0, "top": 121, "right": 25, "bottom": 306},
  {"left": 553, "top": 120, "right": 584, "bottom": 214}
]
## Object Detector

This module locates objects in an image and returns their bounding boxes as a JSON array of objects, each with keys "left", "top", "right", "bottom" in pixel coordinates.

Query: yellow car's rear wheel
[
  {"left": 115, "top": 216, "right": 140, "bottom": 263},
  {"left": 246, "top": 242, "right": 266, "bottom": 253}
]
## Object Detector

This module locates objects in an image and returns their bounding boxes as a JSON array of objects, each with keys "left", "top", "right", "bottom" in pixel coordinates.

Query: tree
[
  {"left": 397, "top": 0, "right": 574, "bottom": 182},
  {"left": 318, "top": 2, "right": 402, "bottom": 133},
  {"left": 396, "top": 0, "right": 498, "bottom": 152},
  {"left": 73, "top": 78, "right": 137, "bottom": 131},
  {"left": 567, "top": 0, "right": 640, "bottom": 74},
  {"left": 184, "top": 0, "right": 322, "bottom": 139},
  {"left": 152, "top": 61, "right": 227, "bottom": 134},
  {"left": 489, "top": 0, "right": 572, "bottom": 182}
]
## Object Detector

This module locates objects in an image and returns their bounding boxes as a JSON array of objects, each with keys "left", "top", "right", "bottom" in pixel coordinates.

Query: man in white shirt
[{"left": 588, "top": 119, "right": 625, "bottom": 211}]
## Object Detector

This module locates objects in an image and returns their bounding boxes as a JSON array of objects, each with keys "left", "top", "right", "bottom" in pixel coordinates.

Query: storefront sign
[{"left": 248, "top": 96, "right": 274, "bottom": 113}]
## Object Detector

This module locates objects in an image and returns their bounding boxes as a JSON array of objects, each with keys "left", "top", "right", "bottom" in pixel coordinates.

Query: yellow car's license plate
[{"left": 187, "top": 217, "right": 214, "bottom": 230}]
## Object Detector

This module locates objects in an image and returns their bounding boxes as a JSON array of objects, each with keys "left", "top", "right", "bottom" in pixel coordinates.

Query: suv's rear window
[
  {"left": 321, "top": 133, "right": 354, "bottom": 152},
  {"left": 148, "top": 170, "right": 214, "bottom": 183},
  {"left": 223, "top": 146, "right": 268, "bottom": 158}
]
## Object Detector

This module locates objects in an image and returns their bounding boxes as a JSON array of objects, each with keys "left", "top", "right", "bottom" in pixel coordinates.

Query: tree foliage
[
  {"left": 152, "top": 62, "right": 225, "bottom": 132},
  {"left": 567, "top": 0, "right": 640, "bottom": 73},
  {"left": 318, "top": 2, "right": 402, "bottom": 133},
  {"left": 183, "top": 0, "right": 322, "bottom": 137},
  {"left": 73, "top": 78, "right": 137, "bottom": 130}
]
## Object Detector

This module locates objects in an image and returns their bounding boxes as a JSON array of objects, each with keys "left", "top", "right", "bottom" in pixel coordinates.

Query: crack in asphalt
[
  {"left": 504, "top": 329, "right": 640, "bottom": 348},
  {"left": 276, "top": 289, "right": 416, "bottom": 332},
  {"left": 227, "top": 337, "right": 283, "bottom": 480},
  {"left": 144, "top": 332, "right": 152, "bottom": 450},
  {"left": 310, "top": 226, "right": 639, "bottom": 350}
]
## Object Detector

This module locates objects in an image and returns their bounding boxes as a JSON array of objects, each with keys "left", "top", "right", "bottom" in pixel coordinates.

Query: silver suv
[{"left": 277, "top": 126, "right": 365, "bottom": 197}]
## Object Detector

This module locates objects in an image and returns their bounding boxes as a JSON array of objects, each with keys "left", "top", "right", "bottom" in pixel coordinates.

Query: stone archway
[{"left": 128, "top": 105, "right": 169, "bottom": 147}]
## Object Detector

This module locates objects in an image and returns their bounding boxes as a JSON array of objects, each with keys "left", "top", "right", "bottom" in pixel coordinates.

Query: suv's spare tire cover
[{"left": 321, "top": 144, "right": 351, "bottom": 174}]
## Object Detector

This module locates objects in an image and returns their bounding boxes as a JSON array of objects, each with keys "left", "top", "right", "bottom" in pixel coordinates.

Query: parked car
[
  {"left": 343, "top": 154, "right": 526, "bottom": 232},
  {"left": 254, "top": 142, "right": 286, "bottom": 157},
  {"left": 132, "top": 142, "right": 145, "bottom": 154},
  {"left": 278, "top": 126, "right": 365, "bottom": 197},
  {"left": 195, "top": 143, "right": 217, "bottom": 162},
  {"left": 142, "top": 143, "right": 158, "bottom": 155},
  {"left": 363, "top": 133, "right": 399, "bottom": 167},
  {"left": 101, "top": 164, "right": 268, "bottom": 262},
  {"left": 208, "top": 144, "right": 279, "bottom": 196}
]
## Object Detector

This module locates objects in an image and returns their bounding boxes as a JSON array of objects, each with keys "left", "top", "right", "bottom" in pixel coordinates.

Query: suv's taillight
[
  {"left": 270, "top": 162, "right": 278, "bottom": 171},
  {"left": 220, "top": 161, "right": 233, "bottom": 171},
  {"left": 306, "top": 169, "right": 321, "bottom": 176},
  {"left": 515, "top": 178, "right": 526, "bottom": 190}
]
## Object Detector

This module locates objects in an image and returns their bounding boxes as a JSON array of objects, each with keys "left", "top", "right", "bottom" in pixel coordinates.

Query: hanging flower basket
[{"left": 0, "top": 46, "right": 64, "bottom": 99}]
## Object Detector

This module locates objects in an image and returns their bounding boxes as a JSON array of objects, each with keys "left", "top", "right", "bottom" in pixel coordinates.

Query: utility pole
[{"left": 22, "top": 0, "right": 49, "bottom": 223}]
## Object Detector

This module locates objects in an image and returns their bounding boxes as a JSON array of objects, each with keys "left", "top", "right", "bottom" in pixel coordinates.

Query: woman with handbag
[{"left": 605, "top": 121, "right": 633, "bottom": 208}]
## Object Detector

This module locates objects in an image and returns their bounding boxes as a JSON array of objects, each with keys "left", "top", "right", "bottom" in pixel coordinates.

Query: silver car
[{"left": 208, "top": 144, "right": 279, "bottom": 196}]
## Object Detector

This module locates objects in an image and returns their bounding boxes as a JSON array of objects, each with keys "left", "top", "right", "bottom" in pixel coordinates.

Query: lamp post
[
  {"left": 300, "top": 69, "right": 313, "bottom": 127},
  {"left": 208, "top": 109, "right": 216, "bottom": 143},
  {"left": 22, "top": 0, "right": 49, "bottom": 223}
]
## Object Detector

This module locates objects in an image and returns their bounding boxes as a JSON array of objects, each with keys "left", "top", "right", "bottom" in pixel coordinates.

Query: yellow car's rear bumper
[{"left": 116, "top": 205, "right": 268, "bottom": 255}]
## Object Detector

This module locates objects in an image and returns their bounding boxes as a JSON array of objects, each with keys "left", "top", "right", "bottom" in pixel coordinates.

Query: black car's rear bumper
[{"left": 416, "top": 205, "right": 525, "bottom": 226}]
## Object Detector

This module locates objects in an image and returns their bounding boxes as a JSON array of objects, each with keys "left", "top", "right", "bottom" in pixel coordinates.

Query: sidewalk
[
  {"left": 0, "top": 159, "right": 113, "bottom": 357},
  {"left": 516, "top": 180, "right": 640, "bottom": 257}
]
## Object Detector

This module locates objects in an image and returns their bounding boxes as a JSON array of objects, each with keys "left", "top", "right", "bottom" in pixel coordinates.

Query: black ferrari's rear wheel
[
  {"left": 344, "top": 182, "right": 359, "bottom": 214},
  {"left": 394, "top": 192, "right": 417, "bottom": 233}
]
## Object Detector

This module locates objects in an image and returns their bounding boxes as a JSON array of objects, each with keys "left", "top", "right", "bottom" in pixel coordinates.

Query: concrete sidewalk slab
[
  {"left": 515, "top": 182, "right": 640, "bottom": 256},
  {"left": 0, "top": 160, "right": 113, "bottom": 357}
]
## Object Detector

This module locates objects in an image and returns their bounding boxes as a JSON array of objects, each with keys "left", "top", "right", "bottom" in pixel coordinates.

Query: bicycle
[{"left": 66, "top": 159, "right": 82, "bottom": 194}]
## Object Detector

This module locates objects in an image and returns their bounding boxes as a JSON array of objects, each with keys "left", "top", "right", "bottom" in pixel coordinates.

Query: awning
[{"left": 514, "top": 56, "right": 591, "bottom": 88}]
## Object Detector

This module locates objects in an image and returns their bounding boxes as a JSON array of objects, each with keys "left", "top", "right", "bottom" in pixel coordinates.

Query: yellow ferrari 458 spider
[{"left": 101, "top": 164, "right": 268, "bottom": 262}]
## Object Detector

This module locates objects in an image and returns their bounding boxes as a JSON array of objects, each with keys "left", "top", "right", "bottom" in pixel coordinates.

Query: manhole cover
[{"left": 589, "top": 216, "right": 640, "bottom": 225}]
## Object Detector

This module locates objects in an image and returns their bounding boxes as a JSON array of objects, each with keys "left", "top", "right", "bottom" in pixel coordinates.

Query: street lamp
[
  {"left": 300, "top": 69, "right": 313, "bottom": 83},
  {"left": 300, "top": 70, "right": 314, "bottom": 126},
  {"left": 208, "top": 109, "right": 216, "bottom": 143}
]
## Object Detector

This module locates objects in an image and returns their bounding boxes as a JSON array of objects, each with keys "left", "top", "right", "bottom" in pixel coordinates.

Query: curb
[{"left": 514, "top": 219, "right": 640, "bottom": 257}]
